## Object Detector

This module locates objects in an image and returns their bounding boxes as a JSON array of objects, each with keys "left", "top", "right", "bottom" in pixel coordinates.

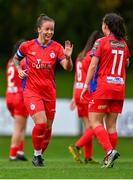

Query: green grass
[{"left": 0, "top": 136, "right": 133, "bottom": 179}]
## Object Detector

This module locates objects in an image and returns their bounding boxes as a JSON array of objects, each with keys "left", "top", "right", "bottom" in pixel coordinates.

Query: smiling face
[{"left": 37, "top": 20, "right": 55, "bottom": 44}]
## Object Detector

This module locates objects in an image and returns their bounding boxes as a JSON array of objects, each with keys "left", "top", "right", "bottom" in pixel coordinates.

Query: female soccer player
[
  {"left": 80, "top": 13, "right": 130, "bottom": 168},
  {"left": 6, "top": 40, "right": 28, "bottom": 161},
  {"left": 13, "top": 14, "right": 73, "bottom": 167},
  {"left": 69, "top": 31, "right": 100, "bottom": 164}
]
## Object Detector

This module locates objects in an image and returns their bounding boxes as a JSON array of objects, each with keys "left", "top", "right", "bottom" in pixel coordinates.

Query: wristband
[{"left": 83, "top": 83, "right": 88, "bottom": 89}]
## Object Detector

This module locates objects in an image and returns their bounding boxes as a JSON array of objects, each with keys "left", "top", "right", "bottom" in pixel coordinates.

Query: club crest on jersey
[
  {"left": 30, "top": 103, "right": 35, "bottom": 110},
  {"left": 50, "top": 52, "right": 55, "bottom": 59}
]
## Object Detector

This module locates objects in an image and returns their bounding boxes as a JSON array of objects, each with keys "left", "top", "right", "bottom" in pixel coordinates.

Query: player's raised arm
[{"left": 60, "top": 40, "right": 73, "bottom": 71}]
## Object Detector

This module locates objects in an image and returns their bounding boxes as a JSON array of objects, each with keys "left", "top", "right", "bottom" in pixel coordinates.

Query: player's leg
[
  {"left": 82, "top": 117, "right": 93, "bottom": 161},
  {"left": 89, "top": 111, "right": 120, "bottom": 168},
  {"left": 9, "top": 115, "right": 27, "bottom": 160},
  {"left": 16, "top": 116, "right": 28, "bottom": 161},
  {"left": 9, "top": 95, "right": 28, "bottom": 161},
  {"left": 105, "top": 113, "right": 118, "bottom": 149},
  {"left": 89, "top": 99, "right": 120, "bottom": 168},
  {"left": 68, "top": 102, "right": 84, "bottom": 163},
  {"left": 41, "top": 119, "right": 53, "bottom": 154},
  {"left": 82, "top": 117, "right": 98, "bottom": 164},
  {"left": 106, "top": 100, "right": 123, "bottom": 149},
  {"left": 102, "top": 100, "right": 123, "bottom": 167},
  {"left": 31, "top": 110, "right": 47, "bottom": 166},
  {"left": 24, "top": 96, "right": 48, "bottom": 167},
  {"left": 69, "top": 103, "right": 94, "bottom": 163},
  {"left": 41, "top": 101, "right": 55, "bottom": 154}
]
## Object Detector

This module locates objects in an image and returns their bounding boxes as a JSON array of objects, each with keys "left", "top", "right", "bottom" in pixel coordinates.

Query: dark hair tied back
[{"left": 36, "top": 13, "right": 55, "bottom": 29}]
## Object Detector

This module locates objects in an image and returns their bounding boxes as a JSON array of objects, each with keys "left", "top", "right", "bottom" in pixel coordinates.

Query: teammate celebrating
[
  {"left": 69, "top": 31, "right": 100, "bottom": 164},
  {"left": 13, "top": 14, "right": 73, "bottom": 167},
  {"left": 6, "top": 40, "right": 28, "bottom": 161},
  {"left": 80, "top": 13, "right": 130, "bottom": 168}
]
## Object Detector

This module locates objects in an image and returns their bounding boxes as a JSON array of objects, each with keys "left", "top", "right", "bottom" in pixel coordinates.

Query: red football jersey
[
  {"left": 74, "top": 51, "right": 91, "bottom": 104},
  {"left": 16, "top": 39, "right": 65, "bottom": 101},
  {"left": 90, "top": 34, "right": 130, "bottom": 100}
]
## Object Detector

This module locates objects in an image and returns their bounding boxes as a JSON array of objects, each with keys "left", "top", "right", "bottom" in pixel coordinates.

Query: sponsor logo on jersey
[
  {"left": 32, "top": 59, "right": 52, "bottom": 70},
  {"left": 107, "top": 76, "right": 124, "bottom": 84},
  {"left": 98, "top": 105, "right": 107, "bottom": 110},
  {"left": 30, "top": 103, "right": 35, "bottom": 110},
  {"left": 110, "top": 40, "right": 125, "bottom": 49}
]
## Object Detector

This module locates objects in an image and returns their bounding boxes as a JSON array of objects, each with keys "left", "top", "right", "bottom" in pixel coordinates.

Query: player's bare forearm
[
  {"left": 64, "top": 57, "right": 73, "bottom": 71},
  {"left": 85, "top": 65, "right": 95, "bottom": 85},
  {"left": 60, "top": 57, "right": 73, "bottom": 71},
  {"left": 85, "top": 56, "right": 99, "bottom": 85}
]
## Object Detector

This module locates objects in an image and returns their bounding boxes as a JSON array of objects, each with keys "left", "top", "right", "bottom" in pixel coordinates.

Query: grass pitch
[{"left": 0, "top": 136, "right": 133, "bottom": 179}]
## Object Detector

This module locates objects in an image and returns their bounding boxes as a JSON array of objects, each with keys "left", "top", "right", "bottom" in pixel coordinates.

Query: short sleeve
[
  {"left": 90, "top": 39, "right": 102, "bottom": 58},
  {"left": 16, "top": 42, "right": 28, "bottom": 60},
  {"left": 57, "top": 44, "right": 65, "bottom": 62}
]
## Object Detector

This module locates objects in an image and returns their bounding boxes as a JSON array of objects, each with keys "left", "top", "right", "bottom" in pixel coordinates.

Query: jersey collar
[{"left": 35, "top": 39, "right": 53, "bottom": 49}]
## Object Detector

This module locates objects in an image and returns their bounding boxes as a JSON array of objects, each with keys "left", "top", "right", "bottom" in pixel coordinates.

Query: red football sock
[
  {"left": 94, "top": 125, "right": 113, "bottom": 154},
  {"left": 9, "top": 146, "right": 18, "bottom": 158},
  {"left": 84, "top": 138, "right": 93, "bottom": 160},
  {"left": 32, "top": 123, "right": 47, "bottom": 151},
  {"left": 76, "top": 128, "right": 93, "bottom": 148},
  {"left": 18, "top": 140, "right": 24, "bottom": 152},
  {"left": 41, "top": 128, "right": 52, "bottom": 154},
  {"left": 108, "top": 132, "right": 118, "bottom": 149}
]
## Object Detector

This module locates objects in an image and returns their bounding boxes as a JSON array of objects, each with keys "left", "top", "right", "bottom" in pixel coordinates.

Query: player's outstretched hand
[{"left": 64, "top": 40, "right": 73, "bottom": 59}]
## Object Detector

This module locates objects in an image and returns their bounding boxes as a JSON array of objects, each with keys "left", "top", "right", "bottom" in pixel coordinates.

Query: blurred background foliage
[{"left": 0, "top": 0, "right": 132, "bottom": 97}]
